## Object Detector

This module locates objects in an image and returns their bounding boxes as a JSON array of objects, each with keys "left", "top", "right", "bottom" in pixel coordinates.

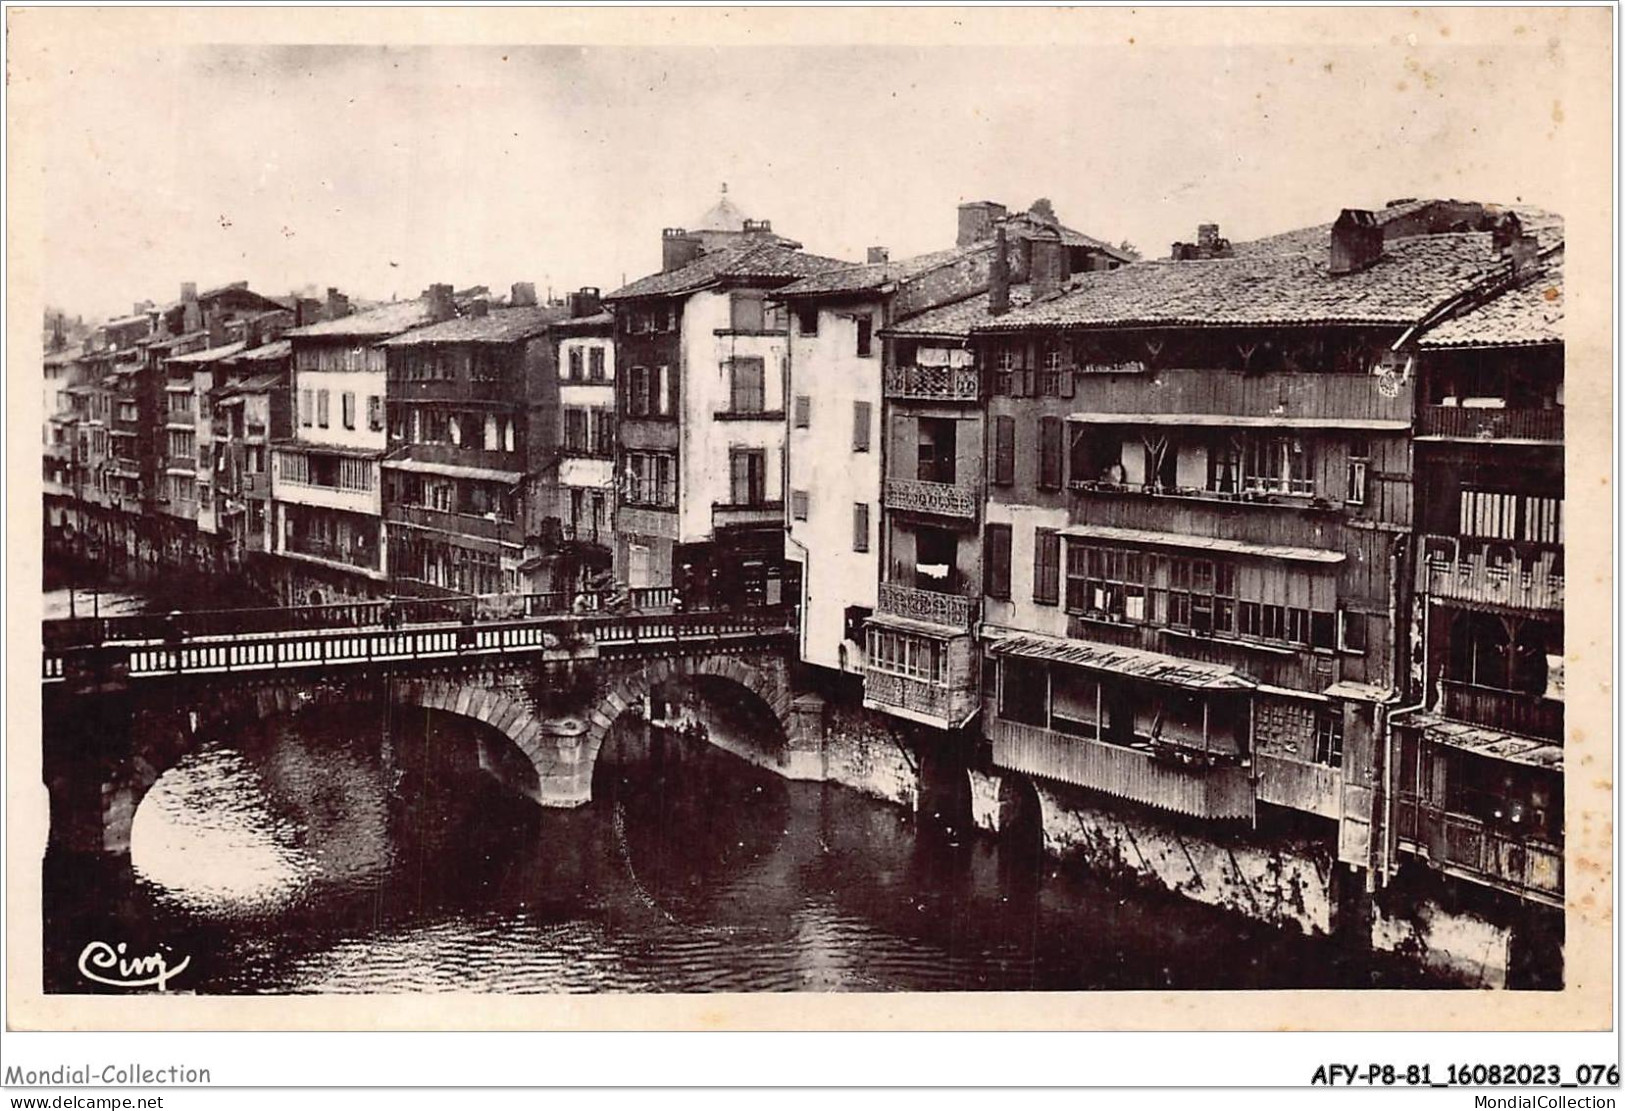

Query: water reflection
[{"left": 45, "top": 700, "right": 1443, "bottom": 994}]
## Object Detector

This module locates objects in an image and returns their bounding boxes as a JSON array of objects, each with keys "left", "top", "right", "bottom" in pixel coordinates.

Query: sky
[{"left": 34, "top": 28, "right": 1587, "bottom": 322}]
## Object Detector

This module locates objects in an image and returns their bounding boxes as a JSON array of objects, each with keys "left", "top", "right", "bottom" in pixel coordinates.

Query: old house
[
  {"left": 547, "top": 289, "right": 617, "bottom": 592},
  {"left": 602, "top": 197, "right": 851, "bottom": 606}
]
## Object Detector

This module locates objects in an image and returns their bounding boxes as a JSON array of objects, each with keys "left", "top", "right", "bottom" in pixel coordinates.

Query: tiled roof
[
  {"left": 379, "top": 305, "right": 575, "bottom": 346},
  {"left": 285, "top": 298, "right": 441, "bottom": 340},
  {"left": 885, "top": 285, "right": 1037, "bottom": 339},
  {"left": 146, "top": 331, "right": 208, "bottom": 352},
  {"left": 776, "top": 245, "right": 988, "bottom": 298},
  {"left": 605, "top": 242, "right": 853, "bottom": 301},
  {"left": 552, "top": 310, "right": 615, "bottom": 334},
  {"left": 1419, "top": 260, "right": 1563, "bottom": 349},
  {"left": 1004, "top": 210, "right": 1136, "bottom": 263},
  {"left": 227, "top": 339, "right": 293, "bottom": 364},
  {"left": 1232, "top": 201, "right": 1564, "bottom": 259},
  {"left": 220, "top": 371, "right": 287, "bottom": 395},
  {"left": 165, "top": 340, "right": 247, "bottom": 365},
  {"left": 974, "top": 233, "right": 1511, "bottom": 333}
]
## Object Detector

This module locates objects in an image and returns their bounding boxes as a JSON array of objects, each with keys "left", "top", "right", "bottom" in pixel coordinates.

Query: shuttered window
[
  {"left": 1033, "top": 528, "right": 1060, "bottom": 605},
  {"left": 1038, "top": 416, "right": 1063, "bottom": 489},
  {"left": 791, "top": 490, "right": 809, "bottom": 520},
  {"left": 992, "top": 415, "right": 1016, "bottom": 486},
  {"left": 853, "top": 503, "right": 870, "bottom": 552},
  {"left": 984, "top": 523, "right": 1012, "bottom": 600},
  {"left": 794, "top": 395, "right": 811, "bottom": 428},
  {"left": 852, "top": 401, "right": 872, "bottom": 452},
  {"left": 728, "top": 357, "right": 765, "bottom": 413}
]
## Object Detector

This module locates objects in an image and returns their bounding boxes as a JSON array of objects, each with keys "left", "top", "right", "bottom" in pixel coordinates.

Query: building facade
[{"left": 549, "top": 294, "right": 617, "bottom": 591}]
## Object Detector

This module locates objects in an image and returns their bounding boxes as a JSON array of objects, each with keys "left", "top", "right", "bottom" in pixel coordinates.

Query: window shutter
[
  {"left": 794, "top": 395, "right": 811, "bottom": 428},
  {"left": 1034, "top": 528, "right": 1060, "bottom": 604},
  {"left": 1038, "top": 416, "right": 1063, "bottom": 489},
  {"left": 791, "top": 490, "right": 809, "bottom": 520},
  {"left": 852, "top": 401, "right": 872, "bottom": 452},
  {"left": 985, "top": 523, "right": 1012, "bottom": 600},
  {"left": 993, "top": 415, "right": 1016, "bottom": 485},
  {"left": 853, "top": 502, "right": 870, "bottom": 552}
]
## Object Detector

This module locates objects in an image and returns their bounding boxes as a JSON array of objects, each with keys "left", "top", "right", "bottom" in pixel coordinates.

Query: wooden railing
[
  {"left": 1421, "top": 536, "right": 1563, "bottom": 612},
  {"left": 1254, "top": 752, "right": 1342, "bottom": 819},
  {"left": 43, "top": 602, "right": 793, "bottom": 683},
  {"left": 884, "top": 364, "right": 981, "bottom": 402},
  {"left": 1440, "top": 680, "right": 1564, "bottom": 741},
  {"left": 990, "top": 717, "right": 1256, "bottom": 821},
  {"left": 883, "top": 477, "right": 978, "bottom": 520},
  {"left": 1418, "top": 406, "right": 1563, "bottom": 443},
  {"left": 1395, "top": 794, "right": 1563, "bottom": 904},
  {"left": 877, "top": 582, "right": 976, "bottom": 631}
]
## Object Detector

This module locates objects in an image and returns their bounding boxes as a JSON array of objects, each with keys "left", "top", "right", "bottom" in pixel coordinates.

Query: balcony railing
[
  {"left": 1418, "top": 405, "right": 1563, "bottom": 443},
  {"left": 386, "top": 503, "right": 523, "bottom": 545},
  {"left": 711, "top": 501, "right": 784, "bottom": 529},
  {"left": 990, "top": 718, "right": 1256, "bottom": 822},
  {"left": 877, "top": 582, "right": 976, "bottom": 631},
  {"left": 863, "top": 669, "right": 954, "bottom": 723},
  {"left": 1439, "top": 679, "right": 1564, "bottom": 741},
  {"left": 284, "top": 534, "right": 381, "bottom": 571},
  {"left": 884, "top": 364, "right": 981, "bottom": 402},
  {"left": 883, "top": 477, "right": 978, "bottom": 520},
  {"left": 1422, "top": 537, "right": 1563, "bottom": 612},
  {"left": 1395, "top": 795, "right": 1563, "bottom": 905}
]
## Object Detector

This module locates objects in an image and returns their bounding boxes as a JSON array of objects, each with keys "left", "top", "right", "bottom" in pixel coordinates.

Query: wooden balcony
[
  {"left": 883, "top": 477, "right": 978, "bottom": 520},
  {"left": 1440, "top": 680, "right": 1564, "bottom": 742},
  {"left": 1417, "top": 405, "right": 1563, "bottom": 444},
  {"left": 386, "top": 503, "right": 523, "bottom": 546},
  {"left": 1255, "top": 752, "right": 1341, "bottom": 819},
  {"left": 990, "top": 717, "right": 1256, "bottom": 821},
  {"left": 884, "top": 364, "right": 981, "bottom": 403},
  {"left": 877, "top": 581, "right": 976, "bottom": 631},
  {"left": 1395, "top": 796, "right": 1563, "bottom": 907},
  {"left": 1422, "top": 537, "right": 1563, "bottom": 613},
  {"left": 1068, "top": 367, "right": 1412, "bottom": 426}
]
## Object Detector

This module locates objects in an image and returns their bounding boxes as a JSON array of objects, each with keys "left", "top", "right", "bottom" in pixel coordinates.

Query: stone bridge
[{"left": 41, "top": 600, "right": 811, "bottom": 857}]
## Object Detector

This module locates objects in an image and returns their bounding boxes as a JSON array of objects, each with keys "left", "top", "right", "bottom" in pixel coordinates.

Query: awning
[
  {"left": 382, "top": 458, "right": 523, "bottom": 485},
  {"left": 1395, "top": 710, "right": 1564, "bottom": 771},
  {"left": 1323, "top": 680, "right": 1392, "bottom": 703},
  {"left": 1059, "top": 523, "right": 1345, "bottom": 565},
  {"left": 988, "top": 631, "right": 1256, "bottom": 691},
  {"left": 1067, "top": 412, "right": 1409, "bottom": 431},
  {"left": 865, "top": 610, "right": 968, "bottom": 638}
]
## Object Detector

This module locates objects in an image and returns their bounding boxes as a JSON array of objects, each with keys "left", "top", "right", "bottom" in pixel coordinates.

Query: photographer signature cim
[{"left": 78, "top": 940, "right": 190, "bottom": 991}]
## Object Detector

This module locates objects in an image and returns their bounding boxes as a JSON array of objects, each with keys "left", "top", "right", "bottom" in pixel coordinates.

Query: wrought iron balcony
[
  {"left": 883, "top": 477, "right": 978, "bottom": 520},
  {"left": 884, "top": 364, "right": 981, "bottom": 402},
  {"left": 877, "top": 582, "right": 975, "bottom": 631}
]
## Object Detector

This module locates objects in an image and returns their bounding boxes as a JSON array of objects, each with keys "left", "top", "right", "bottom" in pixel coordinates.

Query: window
[
  {"left": 1038, "top": 415, "right": 1064, "bottom": 490},
  {"left": 590, "top": 410, "right": 613, "bottom": 456},
  {"left": 1314, "top": 711, "right": 1345, "bottom": 766},
  {"left": 300, "top": 389, "right": 313, "bottom": 427},
  {"left": 625, "top": 452, "right": 676, "bottom": 507},
  {"left": 1242, "top": 434, "right": 1313, "bottom": 495},
  {"left": 852, "top": 401, "right": 871, "bottom": 452},
  {"left": 588, "top": 347, "right": 606, "bottom": 382},
  {"left": 655, "top": 365, "right": 672, "bottom": 416},
  {"left": 730, "top": 290, "right": 766, "bottom": 332},
  {"left": 853, "top": 503, "right": 870, "bottom": 552},
  {"left": 992, "top": 415, "right": 1015, "bottom": 486},
  {"left": 794, "top": 395, "right": 811, "bottom": 429},
  {"left": 856, "top": 315, "right": 874, "bottom": 358},
  {"left": 367, "top": 395, "right": 383, "bottom": 432},
  {"left": 1033, "top": 528, "right": 1061, "bottom": 605},
  {"left": 1346, "top": 438, "right": 1369, "bottom": 506},
  {"left": 564, "top": 409, "right": 589, "bottom": 453},
  {"left": 568, "top": 348, "right": 584, "bottom": 381},
  {"left": 627, "top": 365, "right": 650, "bottom": 417},
  {"left": 1460, "top": 489, "right": 1563, "bottom": 545},
  {"left": 1341, "top": 609, "right": 1368, "bottom": 654},
  {"left": 797, "top": 307, "right": 819, "bottom": 335},
  {"left": 791, "top": 490, "right": 809, "bottom": 520},
  {"left": 341, "top": 391, "right": 356, "bottom": 430},
  {"left": 728, "top": 357, "right": 766, "bottom": 413},
  {"left": 984, "top": 523, "right": 1012, "bottom": 600},
  {"left": 316, "top": 389, "right": 330, "bottom": 428},
  {"left": 866, "top": 628, "right": 947, "bottom": 684},
  {"left": 729, "top": 448, "right": 767, "bottom": 506}
]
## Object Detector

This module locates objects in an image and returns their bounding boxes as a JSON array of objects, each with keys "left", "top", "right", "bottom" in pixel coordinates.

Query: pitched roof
[
  {"left": 885, "top": 285, "right": 1037, "bottom": 339},
  {"left": 165, "top": 340, "right": 247, "bottom": 365},
  {"left": 775, "top": 245, "right": 988, "bottom": 298},
  {"left": 1003, "top": 209, "right": 1136, "bottom": 263},
  {"left": 1232, "top": 201, "right": 1564, "bottom": 259},
  {"left": 1419, "top": 260, "right": 1563, "bottom": 349},
  {"left": 285, "top": 298, "right": 441, "bottom": 340},
  {"left": 379, "top": 305, "right": 575, "bottom": 346},
  {"left": 973, "top": 232, "right": 1512, "bottom": 333},
  {"left": 605, "top": 242, "right": 853, "bottom": 301},
  {"left": 552, "top": 310, "right": 615, "bottom": 335},
  {"left": 226, "top": 339, "right": 293, "bottom": 364}
]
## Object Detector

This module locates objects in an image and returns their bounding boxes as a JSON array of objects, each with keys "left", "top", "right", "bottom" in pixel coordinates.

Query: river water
[{"left": 42, "top": 691, "right": 1444, "bottom": 994}]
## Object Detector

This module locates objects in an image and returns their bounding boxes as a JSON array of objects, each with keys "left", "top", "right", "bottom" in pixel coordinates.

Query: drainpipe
[{"left": 1373, "top": 529, "right": 1428, "bottom": 893}]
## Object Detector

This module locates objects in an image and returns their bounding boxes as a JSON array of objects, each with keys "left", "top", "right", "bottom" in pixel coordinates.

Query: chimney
[
  {"left": 662, "top": 228, "right": 704, "bottom": 273},
  {"left": 1329, "top": 209, "right": 1384, "bottom": 275},
  {"left": 989, "top": 224, "right": 1011, "bottom": 317},
  {"left": 470, "top": 298, "right": 490, "bottom": 318},
  {"left": 568, "top": 287, "right": 603, "bottom": 318},
  {"left": 295, "top": 297, "right": 322, "bottom": 327},
  {"left": 1198, "top": 224, "right": 1220, "bottom": 250},
  {"left": 743, "top": 218, "right": 774, "bottom": 237},
  {"left": 325, "top": 287, "right": 352, "bottom": 321},
  {"left": 424, "top": 283, "right": 456, "bottom": 324},
  {"left": 244, "top": 317, "right": 263, "bottom": 350},
  {"left": 1030, "top": 228, "right": 1069, "bottom": 301},
  {"left": 205, "top": 309, "right": 228, "bottom": 349},
  {"left": 181, "top": 282, "right": 202, "bottom": 334},
  {"left": 958, "top": 201, "right": 1009, "bottom": 247},
  {"left": 511, "top": 281, "right": 538, "bottom": 307},
  {"left": 867, "top": 246, "right": 889, "bottom": 264}
]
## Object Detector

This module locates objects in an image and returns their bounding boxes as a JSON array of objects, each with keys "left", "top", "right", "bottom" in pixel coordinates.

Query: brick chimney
[
  {"left": 511, "top": 281, "right": 538, "bottom": 307},
  {"left": 662, "top": 228, "right": 704, "bottom": 273},
  {"left": 1172, "top": 223, "right": 1234, "bottom": 261},
  {"left": 958, "top": 201, "right": 1008, "bottom": 247},
  {"left": 1029, "top": 227, "right": 1069, "bottom": 301},
  {"left": 568, "top": 287, "right": 603, "bottom": 318},
  {"left": 325, "top": 287, "right": 352, "bottom": 321},
  {"left": 1329, "top": 209, "right": 1384, "bottom": 275},
  {"left": 424, "top": 283, "right": 456, "bottom": 324},
  {"left": 989, "top": 224, "right": 1011, "bottom": 317},
  {"left": 867, "top": 246, "right": 889, "bottom": 264},
  {"left": 743, "top": 218, "right": 775, "bottom": 237},
  {"left": 181, "top": 282, "right": 202, "bottom": 334},
  {"left": 470, "top": 298, "right": 490, "bottom": 318}
]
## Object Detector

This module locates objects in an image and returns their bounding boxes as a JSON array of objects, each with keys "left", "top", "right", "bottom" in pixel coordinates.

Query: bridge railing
[
  {"left": 43, "top": 603, "right": 796, "bottom": 682},
  {"left": 42, "top": 587, "right": 686, "bottom": 650}
]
